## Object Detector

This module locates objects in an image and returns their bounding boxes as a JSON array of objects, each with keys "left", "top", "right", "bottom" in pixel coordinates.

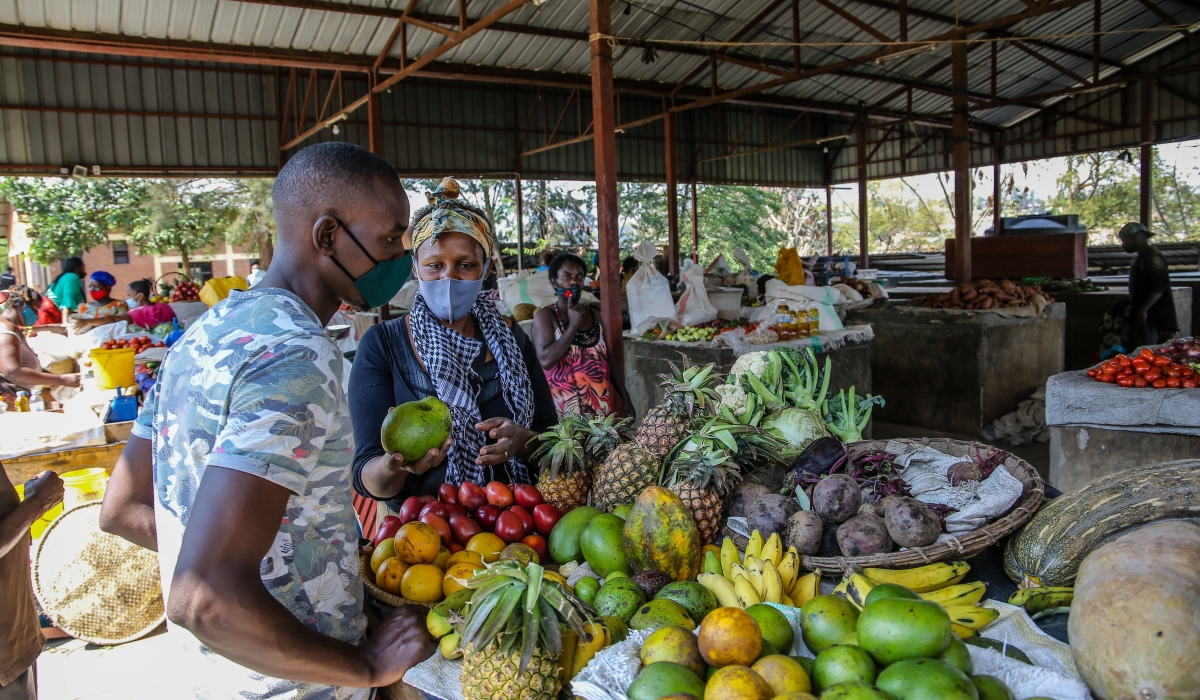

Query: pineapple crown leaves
[
  {"left": 663, "top": 417, "right": 746, "bottom": 495},
  {"left": 658, "top": 355, "right": 722, "bottom": 419},
  {"left": 461, "top": 560, "right": 592, "bottom": 674},
  {"left": 582, "top": 414, "right": 635, "bottom": 459},
  {"left": 529, "top": 415, "right": 587, "bottom": 477}
]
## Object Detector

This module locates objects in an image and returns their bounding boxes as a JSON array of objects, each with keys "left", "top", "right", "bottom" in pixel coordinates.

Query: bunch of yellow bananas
[
  {"left": 830, "top": 561, "right": 1000, "bottom": 638},
  {"left": 559, "top": 617, "right": 626, "bottom": 684},
  {"left": 697, "top": 530, "right": 809, "bottom": 609}
]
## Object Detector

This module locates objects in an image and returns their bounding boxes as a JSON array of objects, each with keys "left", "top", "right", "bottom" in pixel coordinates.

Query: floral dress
[{"left": 543, "top": 305, "right": 616, "bottom": 418}]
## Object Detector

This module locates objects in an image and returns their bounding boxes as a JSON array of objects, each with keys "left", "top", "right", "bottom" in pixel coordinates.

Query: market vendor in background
[
  {"left": 532, "top": 253, "right": 631, "bottom": 419},
  {"left": 69, "top": 279, "right": 176, "bottom": 334},
  {"left": 1120, "top": 221, "right": 1178, "bottom": 347},
  {"left": 76, "top": 271, "right": 128, "bottom": 319},
  {"left": 349, "top": 177, "right": 556, "bottom": 508},
  {"left": 42, "top": 256, "right": 85, "bottom": 324},
  {"left": 0, "top": 287, "right": 80, "bottom": 407}
]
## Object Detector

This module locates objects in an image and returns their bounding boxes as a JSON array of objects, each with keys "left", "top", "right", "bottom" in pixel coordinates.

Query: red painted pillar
[{"left": 590, "top": 0, "right": 623, "bottom": 378}]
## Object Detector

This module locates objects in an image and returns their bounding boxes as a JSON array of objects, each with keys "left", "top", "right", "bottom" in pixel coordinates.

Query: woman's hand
[
  {"left": 565, "top": 298, "right": 586, "bottom": 331},
  {"left": 385, "top": 437, "right": 453, "bottom": 476},
  {"left": 58, "top": 373, "right": 81, "bottom": 388},
  {"left": 474, "top": 417, "right": 535, "bottom": 467}
]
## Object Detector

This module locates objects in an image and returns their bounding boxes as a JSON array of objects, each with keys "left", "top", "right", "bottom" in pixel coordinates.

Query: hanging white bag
[
  {"left": 626, "top": 241, "right": 677, "bottom": 334},
  {"left": 675, "top": 259, "right": 719, "bottom": 327}
]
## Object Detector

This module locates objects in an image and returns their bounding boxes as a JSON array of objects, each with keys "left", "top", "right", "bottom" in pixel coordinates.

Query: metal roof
[{"left": 0, "top": 0, "right": 1194, "bottom": 184}]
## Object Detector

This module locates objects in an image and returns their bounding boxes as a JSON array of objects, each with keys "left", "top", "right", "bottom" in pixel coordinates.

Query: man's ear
[{"left": 312, "top": 216, "right": 340, "bottom": 257}]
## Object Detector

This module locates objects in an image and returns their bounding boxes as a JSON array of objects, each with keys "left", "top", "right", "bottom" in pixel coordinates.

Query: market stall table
[{"left": 845, "top": 303, "right": 1065, "bottom": 436}]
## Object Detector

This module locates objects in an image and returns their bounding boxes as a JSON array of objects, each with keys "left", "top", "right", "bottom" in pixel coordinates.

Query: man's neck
[{"left": 256, "top": 264, "right": 340, "bottom": 326}]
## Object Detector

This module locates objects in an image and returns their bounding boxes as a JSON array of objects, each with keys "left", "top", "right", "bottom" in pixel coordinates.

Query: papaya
[{"left": 622, "top": 486, "right": 702, "bottom": 582}]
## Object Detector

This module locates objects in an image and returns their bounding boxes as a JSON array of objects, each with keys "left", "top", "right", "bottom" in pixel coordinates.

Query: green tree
[
  {"left": 680, "top": 185, "right": 784, "bottom": 273},
  {"left": 1047, "top": 151, "right": 1139, "bottom": 241},
  {"left": 0, "top": 177, "right": 143, "bottom": 264},
  {"left": 220, "top": 178, "right": 276, "bottom": 268},
  {"left": 125, "top": 180, "right": 230, "bottom": 277}
]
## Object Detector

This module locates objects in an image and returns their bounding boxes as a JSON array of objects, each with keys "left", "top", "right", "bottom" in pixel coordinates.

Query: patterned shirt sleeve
[
  {"left": 131, "top": 375, "right": 162, "bottom": 441},
  {"left": 205, "top": 335, "right": 346, "bottom": 496}
]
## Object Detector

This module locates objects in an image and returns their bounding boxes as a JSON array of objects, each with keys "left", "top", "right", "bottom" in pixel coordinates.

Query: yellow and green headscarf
[{"left": 410, "top": 177, "right": 494, "bottom": 259}]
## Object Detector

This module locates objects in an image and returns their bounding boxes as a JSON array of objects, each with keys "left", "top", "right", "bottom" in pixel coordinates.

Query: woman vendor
[
  {"left": 76, "top": 270, "right": 128, "bottom": 318},
  {"left": 43, "top": 256, "right": 86, "bottom": 323},
  {"left": 70, "top": 278, "right": 176, "bottom": 333},
  {"left": 0, "top": 287, "right": 80, "bottom": 405},
  {"left": 532, "top": 253, "right": 632, "bottom": 418},
  {"left": 349, "top": 178, "right": 557, "bottom": 507}
]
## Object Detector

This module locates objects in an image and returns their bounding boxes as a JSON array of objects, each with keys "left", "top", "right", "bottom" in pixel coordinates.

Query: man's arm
[
  {"left": 168, "top": 465, "right": 432, "bottom": 687},
  {"left": 0, "top": 468, "right": 63, "bottom": 560},
  {"left": 99, "top": 436, "right": 158, "bottom": 551}
]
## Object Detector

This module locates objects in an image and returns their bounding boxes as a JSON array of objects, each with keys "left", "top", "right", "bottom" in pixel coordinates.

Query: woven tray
[
  {"left": 724, "top": 437, "right": 1045, "bottom": 574},
  {"left": 359, "top": 552, "right": 433, "bottom": 608}
]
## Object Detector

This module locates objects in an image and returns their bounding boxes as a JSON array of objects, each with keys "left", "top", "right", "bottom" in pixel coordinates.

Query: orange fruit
[
  {"left": 698, "top": 608, "right": 763, "bottom": 667},
  {"left": 705, "top": 666, "right": 773, "bottom": 700},
  {"left": 702, "top": 543, "right": 721, "bottom": 558},
  {"left": 432, "top": 546, "right": 451, "bottom": 570},
  {"left": 751, "top": 654, "right": 811, "bottom": 696},
  {"left": 374, "top": 557, "right": 408, "bottom": 596},
  {"left": 466, "top": 532, "right": 506, "bottom": 563},
  {"left": 446, "top": 550, "right": 485, "bottom": 568},
  {"left": 395, "top": 522, "right": 441, "bottom": 565},
  {"left": 370, "top": 538, "right": 397, "bottom": 575},
  {"left": 402, "top": 563, "right": 446, "bottom": 603},
  {"left": 443, "top": 561, "right": 484, "bottom": 597}
]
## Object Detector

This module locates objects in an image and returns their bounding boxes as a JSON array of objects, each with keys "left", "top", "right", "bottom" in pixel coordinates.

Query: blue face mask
[
  {"left": 21, "top": 305, "right": 37, "bottom": 327},
  {"left": 329, "top": 217, "right": 411, "bottom": 310},
  {"left": 556, "top": 284, "right": 583, "bottom": 302},
  {"left": 419, "top": 260, "right": 489, "bottom": 322}
]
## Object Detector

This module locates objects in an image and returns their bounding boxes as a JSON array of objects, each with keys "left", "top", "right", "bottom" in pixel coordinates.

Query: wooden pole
[
  {"left": 1141, "top": 75, "right": 1153, "bottom": 227},
  {"left": 952, "top": 40, "right": 972, "bottom": 283},
  {"left": 665, "top": 111, "right": 680, "bottom": 278},
  {"left": 691, "top": 182, "right": 699, "bottom": 263},
  {"left": 367, "top": 76, "right": 384, "bottom": 156},
  {"left": 857, "top": 114, "right": 868, "bottom": 270},
  {"left": 590, "top": 0, "right": 623, "bottom": 377},
  {"left": 993, "top": 140, "right": 1002, "bottom": 236},
  {"left": 825, "top": 182, "right": 833, "bottom": 256},
  {"left": 515, "top": 174, "right": 524, "bottom": 271}
]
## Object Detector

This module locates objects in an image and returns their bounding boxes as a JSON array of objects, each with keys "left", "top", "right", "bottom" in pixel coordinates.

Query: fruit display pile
[
  {"left": 911, "top": 279, "right": 1054, "bottom": 310},
  {"left": 170, "top": 279, "right": 200, "bottom": 301},
  {"left": 100, "top": 335, "right": 163, "bottom": 352},
  {"left": 640, "top": 319, "right": 748, "bottom": 343},
  {"left": 1086, "top": 344, "right": 1199, "bottom": 388}
]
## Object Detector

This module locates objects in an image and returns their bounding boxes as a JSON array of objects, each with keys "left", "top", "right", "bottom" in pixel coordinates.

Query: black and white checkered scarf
[{"left": 409, "top": 291, "right": 535, "bottom": 486}]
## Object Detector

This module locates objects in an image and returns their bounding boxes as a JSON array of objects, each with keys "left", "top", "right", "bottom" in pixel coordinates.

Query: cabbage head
[{"left": 763, "top": 407, "right": 829, "bottom": 457}]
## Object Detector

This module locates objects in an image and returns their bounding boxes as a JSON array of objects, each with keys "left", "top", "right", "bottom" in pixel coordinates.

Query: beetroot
[
  {"left": 884, "top": 497, "right": 942, "bottom": 548},
  {"left": 812, "top": 474, "right": 863, "bottom": 524},
  {"left": 785, "top": 510, "right": 824, "bottom": 555},
  {"left": 837, "top": 513, "right": 894, "bottom": 557},
  {"left": 947, "top": 461, "right": 982, "bottom": 486}
]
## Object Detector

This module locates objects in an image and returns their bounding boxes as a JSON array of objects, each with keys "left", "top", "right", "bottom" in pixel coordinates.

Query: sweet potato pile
[{"left": 912, "top": 278, "right": 1054, "bottom": 310}]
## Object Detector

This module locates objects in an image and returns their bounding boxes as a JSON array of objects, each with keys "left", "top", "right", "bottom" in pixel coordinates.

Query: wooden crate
[
  {"left": 945, "top": 233, "right": 1087, "bottom": 281},
  {"left": 4, "top": 442, "right": 125, "bottom": 484}
]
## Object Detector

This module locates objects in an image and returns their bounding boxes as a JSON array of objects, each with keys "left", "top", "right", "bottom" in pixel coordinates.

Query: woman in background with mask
[
  {"left": 70, "top": 278, "right": 176, "bottom": 333},
  {"left": 0, "top": 287, "right": 81, "bottom": 406},
  {"left": 76, "top": 270, "right": 128, "bottom": 318},
  {"left": 349, "top": 178, "right": 556, "bottom": 507},
  {"left": 533, "top": 253, "right": 632, "bottom": 418}
]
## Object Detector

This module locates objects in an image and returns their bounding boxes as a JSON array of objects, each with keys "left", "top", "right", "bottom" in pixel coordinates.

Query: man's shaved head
[{"left": 273, "top": 142, "right": 399, "bottom": 231}]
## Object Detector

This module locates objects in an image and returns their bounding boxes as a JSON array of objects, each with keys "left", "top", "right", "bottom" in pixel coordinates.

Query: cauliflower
[
  {"left": 730, "top": 350, "right": 769, "bottom": 379},
  {"left": 715, "top": 382, "right": 749, "bottom": 416}
]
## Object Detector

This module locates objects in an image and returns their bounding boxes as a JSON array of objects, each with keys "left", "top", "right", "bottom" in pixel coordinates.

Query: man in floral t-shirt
[{"left": 99, "top": 143, "right": 434, "bottom": 699}]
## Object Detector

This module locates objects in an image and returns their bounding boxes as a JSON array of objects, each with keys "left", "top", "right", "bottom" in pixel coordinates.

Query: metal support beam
[
  {"left": 515, "top": 175, "right": 524, "bottom": 271},
  {"left": 1137, "top": 0, "right": 1200, "bottom": 51},
  {"left": 665, "top": 111, "right": 681, "bottom": 279},
  {"left": 1093, "top": 0, "right": 1101, "bottom": 83},
  {"left": 368, "top": 88, "right": 383, "bottom": 155},
  {"left": 952, "top": 41, "right": 972, "bottom": 283},
  {"left": 691, "top": 183, "right": 700, "bottom": 263},
  {"left": 1141, "top": 75, "right": 1154, "bottom": 227},
  {"left": 791, "top": 0, "right": 801, "bottom": 72},
  {"left": 825, "top": 182, "right": 834, "bottom": 256},
  {"left": 590, "top": 0, "right": 624, "bottom": 385},
  {"left": 993, "top": 140, "right": 1002, "bottom": 236},
  {"left": 857, "top": 114, "right": 868, "bottom": 270},
  {"left": 813, "top": 0, "right": 892, "bottom": 42}
]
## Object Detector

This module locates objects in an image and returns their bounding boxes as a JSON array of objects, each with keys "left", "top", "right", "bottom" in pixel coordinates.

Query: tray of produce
[
  {"left": 909, "top": 278, "right": 1054, "bottom": 310},
  {"left": 1086, "top": 340, "right": 1199, "bottom": 389}
]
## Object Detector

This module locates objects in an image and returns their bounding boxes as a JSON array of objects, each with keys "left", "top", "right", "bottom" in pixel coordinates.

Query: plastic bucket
[
  {"left": 89, "top": 347, "right": 136, "bottom": 389},
  {"left": 61, "top": 468, "right": 109, "bottom": 511},
  {"left": 14, "top": 483, "right": 62, "bottom": 540},
  {"left": 708, "top": 287, "right": 745, "bottom": 320}
]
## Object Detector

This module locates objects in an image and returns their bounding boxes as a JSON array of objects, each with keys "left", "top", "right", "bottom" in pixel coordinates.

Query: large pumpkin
[
  {"left": 622, "top": 486, "right": 702, "bottom": 582},
  {"left": 1069, "top": 520, "right": 1200, "bottom": 700}
]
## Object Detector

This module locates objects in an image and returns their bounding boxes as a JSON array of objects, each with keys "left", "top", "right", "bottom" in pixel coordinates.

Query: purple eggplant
[{"left": 790, "top": 436, "right": 847, "bottom": 477}]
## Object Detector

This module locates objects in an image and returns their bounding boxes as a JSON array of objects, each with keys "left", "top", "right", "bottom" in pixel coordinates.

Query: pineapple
[
  {"left": 635, "top": 357, "right": 722, "bottom": 458},
  {"left": 530, "top": 416, "right": 592, "bottom": 511},
  {"left": 591, "top": 442, "right": 660, "bottom": 513},
  {"left": 579, "top": 414, "right": 635, "bottom": 473},
  {"left": 458, "top": 560, "right": 590, "bottom": 700}
]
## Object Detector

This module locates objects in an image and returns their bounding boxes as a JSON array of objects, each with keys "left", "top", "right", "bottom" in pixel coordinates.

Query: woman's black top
[{"left": 348, "top": 314, "right": 557, "bottom": 510}]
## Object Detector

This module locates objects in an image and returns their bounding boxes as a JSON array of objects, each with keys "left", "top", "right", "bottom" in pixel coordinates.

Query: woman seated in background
[
  {"left": 76, "top": 271, "right": 128, "bottom": 319},
  {"left": 70, "top": 278, "right": 176, "bottom": 334},
  {"left": 532, "top": 253, "right": 631, "bottom": 419},
  {"left": 0, "top": 287, "right": 80, "bottom": 406},
  {"left": 43, "top": 256, "right": 86, "bottom": 323},
  {"left": 349, "top": 177, "right": 557, "bottom": 510}
]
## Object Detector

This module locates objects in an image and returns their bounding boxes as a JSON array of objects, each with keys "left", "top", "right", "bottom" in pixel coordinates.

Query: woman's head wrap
[
  {"left": 90, "top": 270, "right": 116, "bottom": 288},
  {"left": 410, "top": 177, "right": 494, "bottom": 259},
  {"left": 1, "top": 285, "right": 36, "bottom": 310}
]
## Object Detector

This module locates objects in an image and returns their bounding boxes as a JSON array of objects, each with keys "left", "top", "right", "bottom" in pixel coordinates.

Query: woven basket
[
  {"left": 724, "top": 438, "right": 1045, "bottom": 574},
  {"left": 33, "top": 502, "right": 165, "bottom": 645},
  {"left": 359, "top": 553, "right": 433, "bottom": 608}
]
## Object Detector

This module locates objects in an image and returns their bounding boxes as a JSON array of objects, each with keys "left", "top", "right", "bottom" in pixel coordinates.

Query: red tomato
[
  {"left": 532, "top": 504, "right": 562, "bottom": 537},
  {"left": 474, "top": 504, "right": 501, "bottom": 532},
  {"left": 1117, "top": 355, "right": 1131, "bottom": 367},
  {"left": 443, "top": 502, "right": 467, "bottom": 518},
  {"left": 398, "top": 496, "right": 424, "bottom": 524},
  {"left": 1141, "top": 348, "right": 1156, "bottom": 360},
  {"left": 419, "top": 501, "right": 448, "bottom": 520},
  {"left": 1184, "top": 380, "right": 1198, "bottom": 389},
  {"left": 458, "top": 482, "right": 488, "bottom": 511},
  {"left": 1167, "top": 378, "right": 1182, "bottom": 388},
  {"left": 1117, "top": 376, "right": 1134, "bottom": 387},
  {"left": 420, "top": 513, "right": 453, "bottom": 545},
  {"left": 1132, "top": 361, "right": 1151, "bottom": 373},
  {"left": 448, "top": 514, "right": 483, "bottom": 546},
  {"left": 508, "top": 505, "right": 534, "bottom": 537},
  {"left": 1166, "top": 366, "right": 1184, "bottom": 378},
  {"left": 1099, "top": 361, "right": 1116, "bottom": 373},
  {"left": 438, "top": 482, "right": 459, "bottom": 505},
  {"left": 419, "top": 494, "right": 437, "bottom": 504},
  {"left": 494, "top": 511, "right": 525, "bottom": 543},
  {"left": 485, "top": 481, "right": 514, "bottom": 509},
  {"left": 1098, "top": 373, "right": 1116, "bottom": 383},
  {"left": 1134, "top": 377, "right": 1148, "bottom": 388},
  {"left": 375, "top": 515, "right": 403, "bottom": 545},
  {"left": 1144, "top": 369, "right": 1162, "bottom": 383},
  {"left": 512, "top": 484, "right": 544, "bottom": 510},
  {"left": 448, "top": 542, "right": 464, "bottom": 553},
  {"left": 521, "top": 534, "right": 548, "bottom": 563},
  {"left": 1087, "top": 368, "right": 1099, "bottom": 378},
  {"left": 1153, "top": 356, "right": 1171, "bottom": 367},
  {"left": 1153, "top": 380, "right": 1168, "bottom": 389}
]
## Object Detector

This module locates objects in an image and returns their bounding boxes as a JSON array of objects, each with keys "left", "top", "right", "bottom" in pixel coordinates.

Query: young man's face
[{"left": 1119, "top": 232, "right": 1139, "bottom": 254}]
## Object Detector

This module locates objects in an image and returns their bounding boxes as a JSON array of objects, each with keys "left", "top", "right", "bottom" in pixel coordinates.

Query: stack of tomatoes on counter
[
  {"left": 1087, "top": 346, "right": 1198, "bottom": 389},
  {"left": 374, "top": 481, "right": 562, "bottom": 562},
  {"left": 100, "top": 335, "right": 164, "bottom": 353}
]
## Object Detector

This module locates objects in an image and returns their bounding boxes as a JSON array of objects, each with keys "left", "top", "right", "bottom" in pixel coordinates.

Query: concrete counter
[
  {"left": 844, "top": 304, "right": 1065, "bottom": 436},
  {"left": 623, "top": 337, "right": 872, "bottom": 425}
]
